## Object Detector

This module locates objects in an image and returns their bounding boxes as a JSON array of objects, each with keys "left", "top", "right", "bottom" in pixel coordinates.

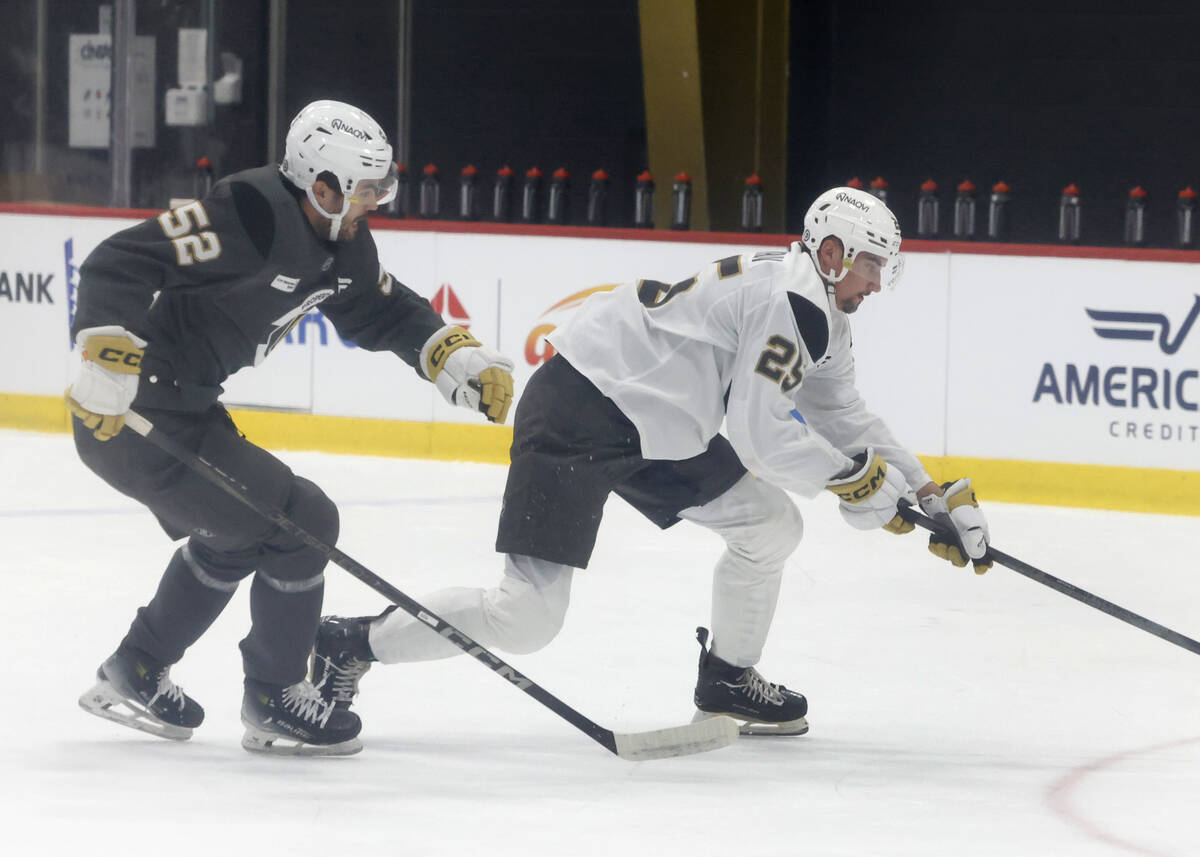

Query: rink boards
[{"left": 0, "top": 205, "right": 1197, "bottom": 514}]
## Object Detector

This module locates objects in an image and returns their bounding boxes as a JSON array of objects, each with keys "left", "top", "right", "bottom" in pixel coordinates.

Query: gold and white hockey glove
[
  {"left": 421, "top": 324, "right": 515, "bottom": 424},
  {"left": 66, "top": 325, "right": 147, "bottom": 441},
  {"left": 826, "top": 448, "right": 915, "bottom": 534},
  {"left": 918, "top": 479, "right": 992, "bottom": 574}
]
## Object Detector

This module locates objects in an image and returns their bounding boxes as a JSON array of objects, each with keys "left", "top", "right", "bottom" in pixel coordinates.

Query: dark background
[
  {"left": 3, "top": 0, "right": 1198, "bottom": 246},
  {"left": 787, "top": 0, "right": 1200, "bottom": 246}
]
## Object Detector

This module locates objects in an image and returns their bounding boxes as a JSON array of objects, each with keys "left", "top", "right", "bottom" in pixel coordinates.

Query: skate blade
[
  {"left": 692, "top": 709, "right": 809, "bottom": 737},
  {"left": 78, "top": 680, "right": 192, "bottom": 741},
  {"left": 240, "top": 725, "right": 363, "bottom": 757}
]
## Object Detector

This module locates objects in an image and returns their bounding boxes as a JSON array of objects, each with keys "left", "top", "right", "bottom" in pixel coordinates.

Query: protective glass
[
  {"left": 846, "top": 251, "right": 905, "bottom": 289},
  {"left": 349, "top": 161, "right": 399, "bottom": 206}
]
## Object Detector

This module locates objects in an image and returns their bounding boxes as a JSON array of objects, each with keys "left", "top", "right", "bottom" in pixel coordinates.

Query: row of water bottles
[
  {"left": 385, "top": 163, "right": 768, "bottom": 231},
  {"left": 872, "top": 176, "right": 1198, "bottom": 247},
  {"left": 1056, "top": 183, "right": 1197, "bottom": 247}
]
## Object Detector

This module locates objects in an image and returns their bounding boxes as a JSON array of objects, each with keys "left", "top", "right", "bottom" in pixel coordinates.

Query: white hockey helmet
[
  {"left": 801, "top": 186, "right": 903, "bottom": 288},
  {"left": 281, "top": 100, "right": 398, "bottom": 239}
]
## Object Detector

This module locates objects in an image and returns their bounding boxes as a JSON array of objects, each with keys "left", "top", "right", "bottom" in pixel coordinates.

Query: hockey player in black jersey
[{"left": 69, "top": 100, "right": 514, "bottom": 755}]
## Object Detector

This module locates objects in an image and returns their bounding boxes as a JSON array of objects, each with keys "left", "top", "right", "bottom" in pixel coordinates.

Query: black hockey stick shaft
[
  {"left": 896, "top": 505, "right": 1200, "bottom": 657},
  {"left": 123, "top": 412, "right": 622, "bottom": 755}
]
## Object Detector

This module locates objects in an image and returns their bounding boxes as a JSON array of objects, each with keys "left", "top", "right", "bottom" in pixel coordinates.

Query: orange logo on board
[{"left": 523, "top": 284, "right": 619, "bottom": 366}]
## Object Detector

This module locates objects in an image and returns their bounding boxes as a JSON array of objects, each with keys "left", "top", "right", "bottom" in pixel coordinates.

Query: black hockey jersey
[{"left": 72, "top": 165, "right": 445, "bottom": 411}]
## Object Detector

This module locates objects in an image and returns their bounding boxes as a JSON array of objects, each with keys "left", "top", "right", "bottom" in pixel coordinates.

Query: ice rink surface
[{"left": 2, "top": 428, "right": 1197, "bottom": 857}]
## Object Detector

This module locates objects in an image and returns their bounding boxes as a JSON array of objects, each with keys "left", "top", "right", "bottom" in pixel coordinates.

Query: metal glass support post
[
  {"left": 396, "top": 0, "right": 413, "bottom": 171},
  {"left": 34, "top": 0, "right": 48, "bottom": 175},
  {"left": 266, "top": 0, "right": 287, "bottom": 166},
  {"left": 109, "top": 0, "right": 136, "bottom": 207}
]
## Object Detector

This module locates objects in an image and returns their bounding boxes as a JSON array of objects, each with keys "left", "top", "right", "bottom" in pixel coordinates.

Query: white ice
[{"left": 1, "top": 428, "right": 1197, "bottom": 857}]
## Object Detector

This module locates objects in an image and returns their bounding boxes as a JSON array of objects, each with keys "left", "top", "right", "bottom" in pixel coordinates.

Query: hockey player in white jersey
[{"left": 314, "top": 186, "right": 991, "bottom": 737}]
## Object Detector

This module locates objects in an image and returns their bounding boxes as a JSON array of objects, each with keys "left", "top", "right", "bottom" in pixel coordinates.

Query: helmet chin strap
[
  {"left": 818, "top": 249, "right": 852, "bottom": 292},
  {"left": 305, "top": 186, "right": 350, "bottom": 241}
]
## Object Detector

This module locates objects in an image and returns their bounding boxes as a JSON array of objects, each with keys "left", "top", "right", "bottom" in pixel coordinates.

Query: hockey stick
[
  {"left": 122, "top": 410, "right": 737, "bottom": 760},
  {"left": 896, "top": 505, "right": 1200, "bottom": 658}
]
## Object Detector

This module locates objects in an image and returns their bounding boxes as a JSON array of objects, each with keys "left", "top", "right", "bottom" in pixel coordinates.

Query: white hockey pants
[
  {"left": 367, "top": 473, "right": 800, "bottom": 667},
  {"left": 368, "top": 553, "right": 575, "bottom": 663},
  {"left": 678, "top": 472, "right": 802, "bottom": 667}
]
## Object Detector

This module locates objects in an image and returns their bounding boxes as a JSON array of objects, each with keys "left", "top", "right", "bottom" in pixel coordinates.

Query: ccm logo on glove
[
  {"left": 420, "top": 324, "right": 516, "bottom": 425},
  {"left": 825, "top": 449, "right": 914, "bottom": 534},
  {"left": 90, "top": 341, "right": 144, "bottom": 371},
  {"left": 67, "top": 325, "right": 148, "bottom": 441},
  {"left": 424, "top": 328, "right": 482, "bottom": 379},
  {"left": 829, "top": 459, "right": 888, "bottom": 502}
]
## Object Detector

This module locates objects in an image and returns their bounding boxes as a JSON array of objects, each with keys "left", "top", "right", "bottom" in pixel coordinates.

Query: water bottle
[
  {"left": 1178, "top": 186, "right": 1197, "bottom": 247},
  {"left": 846, "top": 176, "right": 864, "bottom": 190},
  {"left": 633, "top": 170, "right": 655, "bottom": 228},
  {"left": 492, "top": 165, "right": 514, "bottom": 222},
  {"left": 586, "top": 169, "right": 610, "bottom": 226},
  {"left": 741, "top": 174, "right": 764, "bottom": 232},
  {"left": 193, "top": 156, "right": 213, "bottom": 200},
  {"left": 671, "top": 171, "right": 692, "bottom": 230},
  {"left": 917, "top": 179, "right": 939, "bottom": 237},
  {"left": 388, "top": 163, "right": 410, "bottom": 218},
  {"left": 520, "top": 167, "right": 543, "bottom": 224},
  {"left": 953, "top": 179, "right": 976, "bottom": 239},
  {"left": 1124, "top": 185, "right": 1148, "bottom": 246},
  {"left": 987, "top": 181, "right": 1010, "bottom": 241},
  {"left": 547, "top": 167, "right": 570, "bottom": 225},
  {"left": 419, "top": 163, "right": 440, "bottom": 219},
  {"left": 458, "top": 164, "right": 479, "bottom": 221},
  {"left": 869, "top": 176, "right": 888, "bottom": 203},
  {"left": 1058, "top": 183, "right": 1082, "bottom": 243}
]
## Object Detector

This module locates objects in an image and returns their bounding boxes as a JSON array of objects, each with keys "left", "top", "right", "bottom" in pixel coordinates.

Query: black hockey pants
[{"left": 73, "top": 405, "right": 338, "bottom": 687}]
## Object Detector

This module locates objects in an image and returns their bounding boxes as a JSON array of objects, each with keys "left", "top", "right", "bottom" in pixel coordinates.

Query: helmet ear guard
[{"left": 802, "top": 187, "right": 904, "bottom": 289}]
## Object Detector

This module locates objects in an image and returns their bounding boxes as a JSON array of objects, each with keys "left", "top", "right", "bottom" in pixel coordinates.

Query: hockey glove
[
  {"left": 826, "top": 449, "right": 914, "bottom": 533},
  {"left": 918, "top": 479, "right": 992, "bottom": 574},
  {"left": 421, "top": 324, "right": 515, "bottom": 424},
  {"left": 66, "top": 325, "right": 147, "bottom": 441}
]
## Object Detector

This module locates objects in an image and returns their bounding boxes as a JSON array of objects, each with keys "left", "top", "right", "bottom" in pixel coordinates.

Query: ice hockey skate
[
  {"left": 692, "top": 627, "right": 808, "bottom": 736},
  {"left": 311, "top": 612, "right": 379, "bottom": 710},
  {"left": 78, "top": 644, "right": 204, "bottom": 740},
  {"left": 241, "top": 677, "right": 363, "bottom": 755}
]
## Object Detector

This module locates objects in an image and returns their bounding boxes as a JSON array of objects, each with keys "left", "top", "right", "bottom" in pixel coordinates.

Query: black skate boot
[
  {"left": 692, "top": 627, "right": 808, "bottom": 736},
  {"left": 78, "top": 644, "right": 204, "bottom": 740},
  {"left": 311, "top": 612, "right": 381, "bottom": 711},
  {"left": 241, "top": 677, "right": 362, "bottom": 756}
]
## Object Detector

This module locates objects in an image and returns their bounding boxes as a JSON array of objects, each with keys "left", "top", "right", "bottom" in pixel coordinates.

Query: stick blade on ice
[{"left": 613, "top": 715, "right": 739, "bottom": 761}]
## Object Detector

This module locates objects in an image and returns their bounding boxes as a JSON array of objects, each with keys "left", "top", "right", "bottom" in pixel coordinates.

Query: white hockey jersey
[{"left": 549, "top": 243, "right": 932, "bottom": 499}]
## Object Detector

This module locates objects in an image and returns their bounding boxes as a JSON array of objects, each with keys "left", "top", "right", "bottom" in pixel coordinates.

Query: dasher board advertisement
[{"left": 946, "top": 254, "right": 1199, "bottom": 471}]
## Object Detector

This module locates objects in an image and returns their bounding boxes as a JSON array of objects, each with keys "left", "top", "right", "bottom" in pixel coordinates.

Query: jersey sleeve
[
  {"left": 72, "top": 184, "right": 269, "bottom": 340},
  {"left": 791, "top": 344, "right": 933, "bottom": 491},
  {"left": 318, "top": 227, "right": 446, "bottom": 372}
]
